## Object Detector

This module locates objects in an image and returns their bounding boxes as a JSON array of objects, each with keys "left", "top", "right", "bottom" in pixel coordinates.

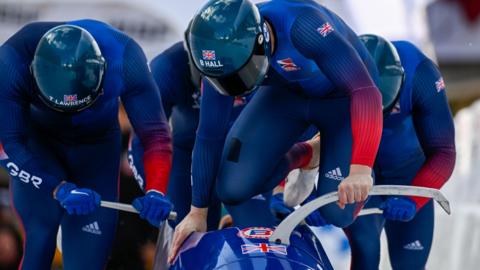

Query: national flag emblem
[
  {"left": 317, "top": 22, "right": 334, "bottom": 37},
  {"left": 202, "top": 50, "right": 216, "bottom": 60},
  {"left": 237, "top": 227, "right": 274, "bottom": 239},
  {"left": 241, "top": 243, "right": 287, "bottom": 255},
  {"left": 64, "top": 94, "right": 77, "bottom": 102},
  {"left": 435, "top": 78, "right": 445, "bottom": 92},
  {"left": 277, "top": 58, "right": 301, "bottom": 72}
]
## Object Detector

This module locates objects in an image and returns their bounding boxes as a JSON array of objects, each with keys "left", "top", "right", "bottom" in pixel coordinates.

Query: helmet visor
[{"left": 204, "top": 34, "right": 269, "bottom": 96}]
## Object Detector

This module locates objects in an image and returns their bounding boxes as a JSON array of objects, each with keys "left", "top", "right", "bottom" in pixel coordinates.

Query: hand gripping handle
[{"left": 269, "top": 185, "right": 450, "bottom": 245}]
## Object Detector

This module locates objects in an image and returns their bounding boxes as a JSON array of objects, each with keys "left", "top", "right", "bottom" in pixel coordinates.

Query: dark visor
[{"left": 205, "top": 34, "right": 269, "bottom": 96}]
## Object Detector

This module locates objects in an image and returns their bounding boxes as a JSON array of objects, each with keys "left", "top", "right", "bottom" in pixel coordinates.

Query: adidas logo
[
  {"left": 403, "top": 240, "right": 424, "bottom": 251},
  {"left": 82, "top": 221, "right": 102, "bottom": 235},
  {"left": 325, "top": 167, "right": 344, "bottom": 181}
]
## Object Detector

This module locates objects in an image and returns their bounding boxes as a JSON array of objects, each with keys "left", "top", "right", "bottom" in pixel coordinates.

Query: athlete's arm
[
  {"left": 411, "top": 59, "right": 456, "bottom": 210},
  {"left": 291, "top": 11, "right": 382, "bottom": 167},
  {"left": 191, "top": 79, "right": 234, "bottom": 208},
  {"left": 121, "top": 39, "right": 172, "bottom": 194},
  {"left": 0, "top": 48, "right": 62, "bottom": 194},
  {"left": 170, "top": 80, "right": 233, "bottom": 262},
  {"left": 150, "top": 47, "right": 182, "bottom": 119}
]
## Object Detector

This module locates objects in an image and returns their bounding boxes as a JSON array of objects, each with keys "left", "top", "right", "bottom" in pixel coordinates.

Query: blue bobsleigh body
[{"left": 170, "top": 226, "right": 333, "bottom": 270}]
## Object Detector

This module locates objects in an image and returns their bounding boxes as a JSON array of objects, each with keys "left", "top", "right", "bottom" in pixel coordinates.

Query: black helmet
[
  {"left": 188, "top": 0, "right": 271, "bottom": 96},
  {"left": 359, "top": 34, "right": 404, "bottom": 113},
  {"left": 31, "top": 25, "right": 106, "bottom": 113}
]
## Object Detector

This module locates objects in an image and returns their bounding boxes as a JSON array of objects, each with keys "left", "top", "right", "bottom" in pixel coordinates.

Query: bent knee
[
  {"left": 216, "top": 182, "right": 252, "bottom": 205},
  {"left": 319, "top": 205, "right": 356, "bottom": 228}
]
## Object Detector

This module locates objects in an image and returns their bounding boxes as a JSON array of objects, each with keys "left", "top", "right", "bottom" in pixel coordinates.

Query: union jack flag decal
[
  {"left": 202, "top": 50, "right": 216, "bottom": 60},
  {"left": 317, "top": 22, "right": 334, "bottom": 37},
  {"left": 64, "top": 94, "right": 77, "bottom": 102},
  {"left": 241, "top": 243, "right": 287, "bottom": 255},
  {"left": 435, "top": 78, "right": 445, "bottom": 92}
]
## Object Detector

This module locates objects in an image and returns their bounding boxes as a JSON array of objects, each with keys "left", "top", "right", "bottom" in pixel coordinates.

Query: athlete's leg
[
  {"left": 225, "top": 192, "right": 276, "bottom": 227},
  {"left": 309, "top": 97, "right": 367, "bottom": 228},
  {"left": 385, "top": 200, "right": 434, "bottom": 270},
  {"left": 1, "top": 136, "right": 65, "bottom": 270},
  {"left": 223, "top": 125, "right": 318, "bottom": 227},
  {"left": 60, "top": 132, "right": 121, "bottom": 270},
  {"left": 217, "top": 86, "right": 310, "bottom": 205},
  {"left": 343, "top": 196, "right": 385, "bottom": 270},
  {"left": 378, "top": 155, "right": 432, "bottom": 270}
]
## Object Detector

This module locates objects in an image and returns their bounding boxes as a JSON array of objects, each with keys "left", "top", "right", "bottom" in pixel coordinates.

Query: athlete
[
  {"left": 128, "top": 41, "right": 318, "bottom": 229},
  {"left": 0, "top": 20, "right": 173, "bottom": 269},
  {"left": 343, "top": 35, "right": 456, "bottom": 270},
  {"left": 127, "top": 41, "right": 223, "bottom": 230},
  {"left": 280, "top": 34, "right": 456, "bottom": 269},
  {"left": 169, "top": 0, "right": 383, "bottom": 262}
]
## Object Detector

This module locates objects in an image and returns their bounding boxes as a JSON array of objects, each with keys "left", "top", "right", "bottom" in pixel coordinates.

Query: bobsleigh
[
  {"left": 168, "top": 185, "right": 451, "bottom": 270},
  {"left": 170, "top": 225, "right": 333, "bottom": 270}
]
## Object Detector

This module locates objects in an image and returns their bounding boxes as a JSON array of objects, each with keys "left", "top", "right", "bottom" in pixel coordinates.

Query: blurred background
[{"left": 0, "top": 0, "right": 479, "bottom": 269}]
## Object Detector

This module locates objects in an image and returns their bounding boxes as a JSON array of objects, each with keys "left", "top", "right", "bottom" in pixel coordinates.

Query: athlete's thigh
[
  {"left": 344, "top": 196, "right": 385, "bottom": 270},
  {"left": 2, "top": 136, "right": 66, "bottom": 270},
  {"left": 226, "top": 192, "right": 276, "bottom": 227},
  {"left": 217, "top": 86, "right": 310, "bottom": 204},
  {"left": 309, "top": 97, "right": 363, "bottom": 227},
  {"left": 385, "top": 200, "right": 434, "bottom": 270},
  {"left": 61, "top": 133, "right": 122, "bottom": 270}
]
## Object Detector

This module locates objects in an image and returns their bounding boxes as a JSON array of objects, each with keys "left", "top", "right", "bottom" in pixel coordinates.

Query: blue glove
[
  {"left": 133, "top": 190, "right": 173, "bottom": 227},
  {"left": 55, "top": 182, "right": 101, "bottom": 215},
  {"left": 380, "top": 197, "right": 417, "bottom": 222},
  {"left": 270, "top": 193, "right": 294, "bottom": 222}
]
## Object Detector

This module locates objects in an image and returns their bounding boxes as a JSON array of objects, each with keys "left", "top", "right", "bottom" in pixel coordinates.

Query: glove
[
  {"left": 54, "top": 182, "right": 101, "bottom": 215},
  {"left": 133, "top": 190, "right": 173, "bottom": 227},
  {"left": 380, "top": 197, "right": 417, "bottom": 222},
  {"left": 270, "top": 193, "right": 294, "bottom": 222}
]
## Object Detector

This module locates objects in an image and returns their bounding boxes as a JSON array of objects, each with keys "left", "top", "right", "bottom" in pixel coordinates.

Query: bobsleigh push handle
[
  {"left": 269, "top": 185, "right": 451, "bottom": 245},
  {"left": 100, "top": 200, "right": 178, "bottom": 221}
]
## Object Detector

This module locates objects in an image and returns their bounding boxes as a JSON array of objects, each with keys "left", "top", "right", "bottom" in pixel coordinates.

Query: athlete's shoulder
[
  {"left": 3, "top": 21, "right": 63, "bottom": 60},
  {"left": 258, "top": 0, "right": 324, "bottom": 12},
  {"left": 68, "top": 19, "right": 122, "bottom": 36},
  {"left": 69, "top": 19, "right": 132, "bottom": 57},
  {"left": 392, "top": 41, "right": 428, "bottom": 66},
  {"left": 151, "top": 42, "right": 187, "bottom": 69}
]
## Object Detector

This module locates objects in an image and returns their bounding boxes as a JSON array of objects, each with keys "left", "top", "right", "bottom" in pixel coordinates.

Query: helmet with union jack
[
  {"left": 31, "top": 24, "right": 106, "bottom": 113},
  {"left": 188, "top": 0, "right": 271, "bottom": 96}
]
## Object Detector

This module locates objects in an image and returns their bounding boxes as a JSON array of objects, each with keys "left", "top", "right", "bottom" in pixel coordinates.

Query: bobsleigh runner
[{"left": 99, "top": 185, "right": 451, "bottom": 270}]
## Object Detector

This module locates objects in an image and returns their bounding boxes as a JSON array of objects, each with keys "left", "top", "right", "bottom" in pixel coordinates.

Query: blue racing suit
[
  {"left": 344, "top": 41, "right": 456, "bottom": 270},
  {"left": 0, "top": 20, "right": 172, "bottom": 270},
  {"left": 129, "top": 42, "right": 318, "bottom": 228},
  {"left": 191, "top": 0, "right": 383, "bottom": 228}
]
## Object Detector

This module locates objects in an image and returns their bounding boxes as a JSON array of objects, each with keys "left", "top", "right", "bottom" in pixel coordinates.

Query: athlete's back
[
  {"left": 258, "top": 0, "right": 378, "bottom": 97},
  {"left": 1, "top": 20, "right": 135, "bottom": 139}
]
